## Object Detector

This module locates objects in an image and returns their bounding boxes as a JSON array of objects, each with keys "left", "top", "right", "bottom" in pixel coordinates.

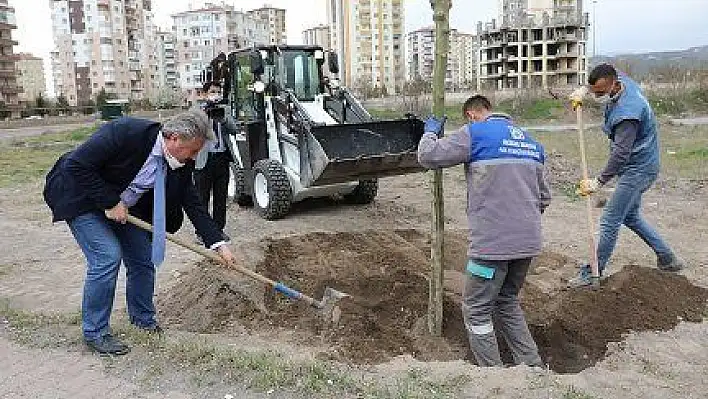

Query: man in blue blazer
[{"left": 43, "top": 109, "right": 236, "bottom": 355}]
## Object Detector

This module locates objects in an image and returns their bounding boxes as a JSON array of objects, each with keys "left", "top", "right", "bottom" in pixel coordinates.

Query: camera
[{"left": 203, "top": 100, "right": 226, "bottom": 120}]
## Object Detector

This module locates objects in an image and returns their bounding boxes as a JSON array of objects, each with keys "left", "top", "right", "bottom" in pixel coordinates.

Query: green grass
[
  {"left": 0, "top": 301, "right": 468, "bottom": 398},
  {"left": 647, "top": 87, "right": 708, "bottom": 117},
  {"left": 562, "top": 385, "right": 598, "bottom": 399},
  {"left": 0, "top": 124, "right": 98, "bottom": 187},
  {"left": 0, "top": 264, "right": 13, "bottom": 277},
  {"left": 496, "top": 98, "right": 566, "bottom": 121},
  {"left": 535, "top": 124, "right": 708, "bottom": 180}
]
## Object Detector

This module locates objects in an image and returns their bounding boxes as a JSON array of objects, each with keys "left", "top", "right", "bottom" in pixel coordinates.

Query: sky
[{"left": 11, "top": 0, "right": 708, "bottom": 97}]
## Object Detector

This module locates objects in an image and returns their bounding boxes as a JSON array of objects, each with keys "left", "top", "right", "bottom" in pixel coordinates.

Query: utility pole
[{"left": 428, "top": 0, "right": 451, "bottom": 337}]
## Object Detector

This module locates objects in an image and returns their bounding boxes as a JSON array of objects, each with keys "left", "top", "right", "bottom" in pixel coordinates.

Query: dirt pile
[
  {"left": 526, "top": 265, "right": 708, "bottom": 372},
  {"left": 158, "top": 230, "right": 708, "bottom": 373}
]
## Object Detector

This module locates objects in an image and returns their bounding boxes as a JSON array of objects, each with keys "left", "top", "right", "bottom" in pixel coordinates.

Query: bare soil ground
[{"left": 0, "top": 124, "right": 707, "bottom": 398}]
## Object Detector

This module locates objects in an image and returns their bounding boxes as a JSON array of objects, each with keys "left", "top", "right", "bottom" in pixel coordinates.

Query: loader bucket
[{"left": 300, "top": 118, "right": 425, "bottom": 187}]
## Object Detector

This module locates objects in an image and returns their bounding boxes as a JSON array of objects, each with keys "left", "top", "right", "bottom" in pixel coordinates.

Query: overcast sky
[{"left": 12, "top": 0, "right": 708, "bottom": 96}]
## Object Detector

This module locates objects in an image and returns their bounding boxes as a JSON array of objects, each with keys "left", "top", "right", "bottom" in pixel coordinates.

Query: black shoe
[
  {"left": 657, "top": 255, "right": 685, "bottom": 272},
  {"left": 85, "top": 335, "right": 130, "bottom": 355}
]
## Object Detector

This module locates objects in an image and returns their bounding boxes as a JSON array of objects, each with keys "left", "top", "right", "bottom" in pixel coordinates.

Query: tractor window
[
  {"left": 234, "top": 58, "right": 256, "bottom": 120},
  {"left": 281, "top": 51, "right": 321, "bottom": 101}
]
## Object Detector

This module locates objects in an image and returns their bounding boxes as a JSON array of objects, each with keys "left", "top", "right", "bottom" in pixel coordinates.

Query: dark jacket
[{"left": 43, "top": 117, "right": 224, "bottom": 247}]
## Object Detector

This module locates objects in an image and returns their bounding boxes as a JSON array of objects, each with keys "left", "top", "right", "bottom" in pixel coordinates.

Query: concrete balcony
[
  {"left": 0, "top": 67, "right": 15, "bottom": 77},
  {"left": 0, "top": 37, "right": 18, "bottom": 46},
  {"left": 479, "top": 57, "right": 504, "bottom": 65},
  {"left": 0, "top": 84, "right": 21, "bottom": 94},
  {"left": 556, "top": 34, "right": 579, "bottom": 42}
]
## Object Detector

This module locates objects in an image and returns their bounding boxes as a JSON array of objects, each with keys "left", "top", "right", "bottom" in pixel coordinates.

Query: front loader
[{"left": 206, "top": 46, "right": 425, "bottom": 220}]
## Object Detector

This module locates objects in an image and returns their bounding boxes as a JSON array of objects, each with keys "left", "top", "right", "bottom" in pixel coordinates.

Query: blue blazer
[{"left": 43, "top": 117, "right": 224, "bottom": 247}]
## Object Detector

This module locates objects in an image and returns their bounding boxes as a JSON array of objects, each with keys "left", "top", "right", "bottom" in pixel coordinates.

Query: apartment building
[
  {"left": 171, "top": 4, "right": 269, "bottom": 98},
  {"left": 478, "top": 0, "right": 589, "bottom": 90},
  {"left": 50, "top": 0, "right": 159, "bottom": 106},
  {"left": 16, "top": 53, "right": 46, "bottom": 103},
  {"left": 407, "top": 27, "right": 477, "bottom": 91},
  {"left": 302, "top": 25, "right": 331, "bottom": 50},
  {"left": 152, "top": 30, "right": 179, "bottom": 105},
  {"left": 248, "top": 5, "right": 286, "bottom": 45},
  {"left": 0, "top": 0, "right": 20, "bottom": 112},
  {"left": 457, "top": 32, "right": 478, "bottom": 89},
  {"left": 327, "top": 0, "right": 405, "bottom": 94}
]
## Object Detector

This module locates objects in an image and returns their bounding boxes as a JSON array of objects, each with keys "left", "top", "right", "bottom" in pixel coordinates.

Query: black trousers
[{"left": 194, "top": 152, "right": 231, "bottom": 231}]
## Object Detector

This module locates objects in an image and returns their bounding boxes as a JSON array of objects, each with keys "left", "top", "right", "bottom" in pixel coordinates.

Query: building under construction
[{"left": 477, "top": 0, "right": 589, "bottom": 90}]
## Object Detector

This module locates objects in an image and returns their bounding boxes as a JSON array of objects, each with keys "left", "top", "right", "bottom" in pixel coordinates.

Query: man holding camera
[{"left": 195, "top": 81, "right": 237, "bottom": 234}]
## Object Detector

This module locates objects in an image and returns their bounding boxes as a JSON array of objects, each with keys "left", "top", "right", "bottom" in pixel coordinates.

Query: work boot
[
  {"left": 85, "top": 335, "right": 130, "bottom": 355},
  {"left": 566, "top": 264, "right": 604, "bottom": 288},
  {"left": 657, "top": 255, "right": 685, "bottom": 272}
]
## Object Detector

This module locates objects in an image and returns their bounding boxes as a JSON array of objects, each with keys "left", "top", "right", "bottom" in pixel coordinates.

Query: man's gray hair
[{"left": 162, "top": 109, "right": 216, "bottom": 141}]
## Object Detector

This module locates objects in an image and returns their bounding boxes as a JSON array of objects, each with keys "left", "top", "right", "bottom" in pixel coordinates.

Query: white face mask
[
  {"left": 207, "top": 94, "right": 222, "bottom": 103},
  {"left": 595, "top": 94, "right": 612, "bottom": 105},
  {"left": 161, "top": 137, "right": 185, "bottom": 170}
]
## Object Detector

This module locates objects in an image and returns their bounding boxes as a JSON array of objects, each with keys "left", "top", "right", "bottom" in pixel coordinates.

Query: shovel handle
[
  {"left": 125, "top": 215, "right": 321, "bottom": 307},
  {"left": 575, "top": 106, "right": 600, "bottom": 281}
]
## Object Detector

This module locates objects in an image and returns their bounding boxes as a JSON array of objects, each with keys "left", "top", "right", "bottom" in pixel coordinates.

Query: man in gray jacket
[{"left": 418, "top": 95, "right": 551, "bottom": 367}]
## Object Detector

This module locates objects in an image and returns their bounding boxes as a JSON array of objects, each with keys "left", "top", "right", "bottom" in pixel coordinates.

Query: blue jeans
[
  {"left": 596, "top": 171, "right": 674, "bottom": 273},
  {"left": 68, "top": 212, "right": 157, "bottom": 340}
]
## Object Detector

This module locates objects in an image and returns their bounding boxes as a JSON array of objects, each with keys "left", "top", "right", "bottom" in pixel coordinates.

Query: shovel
[
  {"left": 575, "top": 105, "right": 601, "bottom": 288},
  {"left": 126, "top": 215, "right": 350, "bottom": 323}
]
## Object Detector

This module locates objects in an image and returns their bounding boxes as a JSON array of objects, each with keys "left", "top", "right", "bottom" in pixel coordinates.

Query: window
[{"left": 280, "top": 50, "right": 321, "bottom": 101}]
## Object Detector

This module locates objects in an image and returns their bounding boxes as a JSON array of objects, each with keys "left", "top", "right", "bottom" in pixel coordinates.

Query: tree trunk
[{"left": 428, "top": 0, "right": 451, "bottom": 337}]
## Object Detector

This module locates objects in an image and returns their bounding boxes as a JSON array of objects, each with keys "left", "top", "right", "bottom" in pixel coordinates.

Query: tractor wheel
[
  {"left": 344, "top": 179, "right": 379, "bottom": 204},
  {"left": 231, "top": 164, "right": 253, "bottom": 207},
  {"left": 252, "top": 159, "right": 292, "bottom": 220}
]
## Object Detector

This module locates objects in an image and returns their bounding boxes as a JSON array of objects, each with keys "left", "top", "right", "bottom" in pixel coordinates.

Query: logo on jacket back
[
  {"left": 509, "top": 125, "right": 525, "bottom": 140},
  {"left": 468, "top": 120, "right": 544, "bottom": 164},
  {"left": 498, "top": 126, "right": 541, "bottom": 160}
]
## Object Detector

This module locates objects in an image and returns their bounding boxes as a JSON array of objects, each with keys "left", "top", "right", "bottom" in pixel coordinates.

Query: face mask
[
  {"left": 161, "top": 137, "right": 185, "bottom": 170},
  {"left": 207, "top": 94, "right": 222, "bottom": 103},
  {"left": 595, "top": 94, "right": 612, "bottom": 105}
]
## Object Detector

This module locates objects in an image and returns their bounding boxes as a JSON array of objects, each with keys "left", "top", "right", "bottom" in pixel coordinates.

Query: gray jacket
[{"left": 418, "top": 116, "right": 551, "bottom": 260}]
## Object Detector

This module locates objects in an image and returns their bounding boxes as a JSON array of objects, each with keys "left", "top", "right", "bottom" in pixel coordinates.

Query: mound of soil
[
  {"left": 527, "top": 265, "right": 708, "bottom": 372},
  {"left": 159, "top": 230, "right": 708, "bottom": 373}
]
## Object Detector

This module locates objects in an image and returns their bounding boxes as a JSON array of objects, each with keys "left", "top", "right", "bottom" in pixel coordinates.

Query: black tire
[
  {"left": 344, "top": 179, "right": 378, "bottom": 204},
  {"left": 252, "top": 159, "right": 292, "bottom": 220},
  {"left": 231, "top": 164, "right": 253, "bottom": 207}
]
